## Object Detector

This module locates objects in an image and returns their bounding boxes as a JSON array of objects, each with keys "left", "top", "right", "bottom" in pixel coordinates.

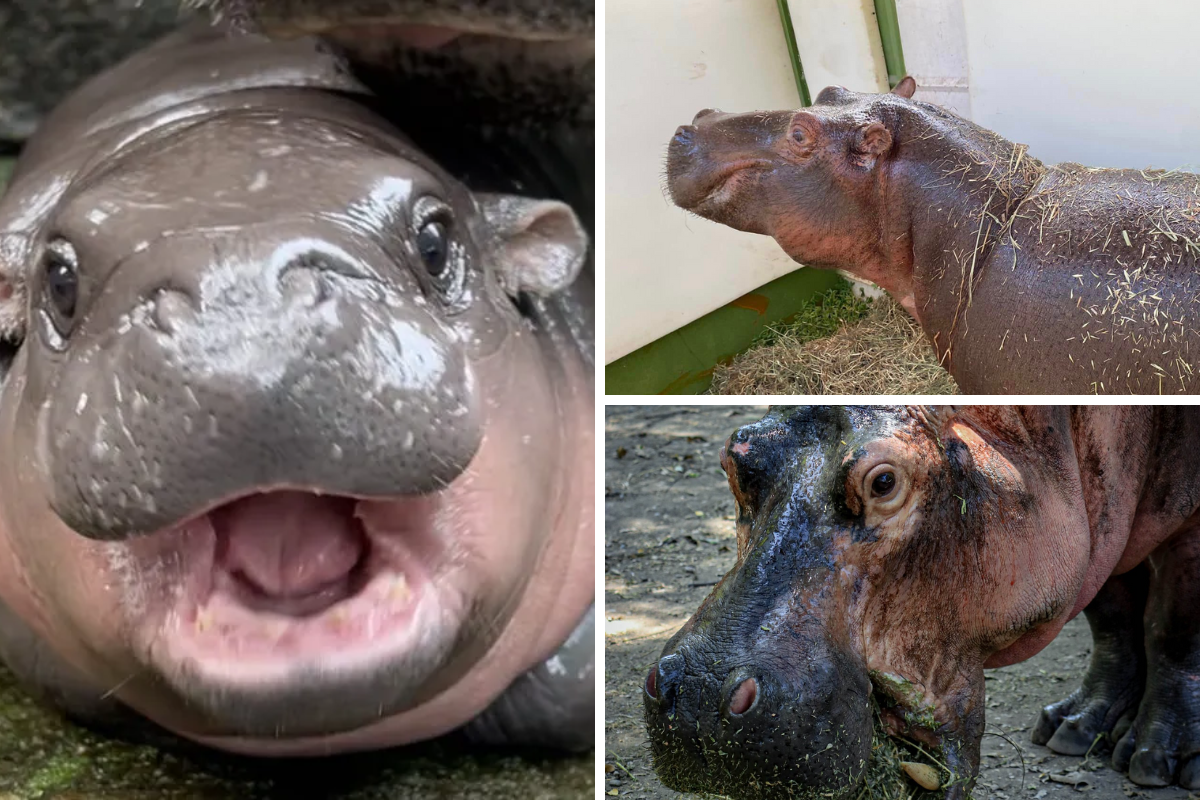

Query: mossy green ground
[
  {"left": 0, "top": 155, "right": 592, "bottom": 799},
  {"left": 0, "top": 664, "right": 593, "bottom": 799}
]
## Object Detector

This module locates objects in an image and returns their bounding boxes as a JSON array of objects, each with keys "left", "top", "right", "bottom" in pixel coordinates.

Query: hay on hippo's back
[{"left": 709, "top": 295, "right": 960, "bottom": 396}]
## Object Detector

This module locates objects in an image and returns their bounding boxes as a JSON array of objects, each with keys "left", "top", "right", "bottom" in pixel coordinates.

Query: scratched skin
[
  {"left": 644, "top": 406, "right": 1200, "bottom": 799},
  {"left": 665, "top": 79, "right": 1200, "bottom": 395}
]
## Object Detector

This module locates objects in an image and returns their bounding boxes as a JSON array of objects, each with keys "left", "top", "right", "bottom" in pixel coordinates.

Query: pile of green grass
[{"left": 750, "top": 284, "right": 875, "bottom": 348}]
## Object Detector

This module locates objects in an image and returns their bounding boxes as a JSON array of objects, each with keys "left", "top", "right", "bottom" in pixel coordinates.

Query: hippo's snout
[
  {"left": 644, "top": 632, "right": 872, "bottom": 800},
  {"left": 38, "top": 236, "right": 481, "bottom": 540}
]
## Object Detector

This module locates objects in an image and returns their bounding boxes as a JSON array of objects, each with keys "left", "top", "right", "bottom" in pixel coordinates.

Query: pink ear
[
  {"left": 891, "top": 76, "right": 917, "bottom": 99},
  {"left": 852, "top": 122, "right": 894, "bottom": 168}
]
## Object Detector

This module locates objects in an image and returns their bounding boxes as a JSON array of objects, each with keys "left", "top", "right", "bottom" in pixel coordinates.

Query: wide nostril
[
  {"left": 279, "top": 265, "right": 331, "bottom": 307},
  {"left": 673, "top": 125, "right": 696, "bottom": 147},
  {"left": 728, "top": 677, "right": 758, "bottom": 715},
  {"left": 645, "top": 664, "right": 657, "bottom": 699},
  {"left": 692, "top": 108, "right": 719, "bottom": 123}
]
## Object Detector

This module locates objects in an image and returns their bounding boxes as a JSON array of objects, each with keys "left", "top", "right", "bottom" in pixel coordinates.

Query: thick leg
[
  {"left": 1113, "top": 531, "right": 1200, "bottom": 787},
  {"left": 1032, "top": 565, "right": 1148, "bottom": 754},
  {"left": 459, "top": 602, "right": 594, "bottom": 751}
]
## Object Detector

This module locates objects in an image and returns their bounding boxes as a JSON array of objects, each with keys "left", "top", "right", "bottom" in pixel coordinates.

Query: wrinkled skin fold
[
  {"left": 0, "top": 23, "right": 594, "bottom": 756},
  {"left": 645, "top": 406, "right": 1200, "bottom": 798}
]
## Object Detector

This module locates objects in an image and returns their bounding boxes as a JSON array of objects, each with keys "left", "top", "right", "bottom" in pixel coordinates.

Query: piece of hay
[
  {"left": 859, "top": 710, "right": 952, "bottom": 800},
  {"left": 710, "top": 296, "right": 960, "bottom": 396}
]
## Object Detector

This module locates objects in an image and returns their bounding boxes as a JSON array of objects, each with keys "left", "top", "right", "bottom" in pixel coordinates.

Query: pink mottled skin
[{"left": 647, "top": 406, "right": 1200, "bottom": 800}]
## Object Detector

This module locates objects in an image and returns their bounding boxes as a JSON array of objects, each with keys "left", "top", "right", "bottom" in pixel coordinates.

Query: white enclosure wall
[
  {"left": 604, "top": 1, "right": 802, "bottom": 365},
  {"left": 963, "top": 0, "right": 1200, "bottom": 170},
  {"left": 606, "top": 0, "right": 1200, "bottom": 365}
]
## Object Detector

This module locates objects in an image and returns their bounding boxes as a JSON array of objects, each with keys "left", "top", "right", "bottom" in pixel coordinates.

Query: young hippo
[
  {"left": 667, "top": 79, "right": 1200, "bottom": 394},
  {"left": 646, "top": 406, "right": 1200, "bottom": 798},
  {"left": 0, "top": 25, "right": 594, "bottom": 755}
]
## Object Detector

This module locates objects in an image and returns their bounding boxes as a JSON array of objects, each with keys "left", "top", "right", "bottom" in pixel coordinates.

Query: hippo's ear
[
  {"left": 477, "top": 194, "right": 588, "bottom": 297},
  {"left": 851, "top": 122, "right": 894, "bottom": 168},
  {"left": 891, "top": 76, "right": 917, "bottom": 99},
  {"left": 815, "top": 85, "right": 853, "bottom": 106}
]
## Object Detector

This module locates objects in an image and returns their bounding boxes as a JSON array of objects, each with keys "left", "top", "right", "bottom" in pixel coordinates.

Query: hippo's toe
[
  {"left": 1031, "top": 683, "right": 1140, "bottom": 755},
  {"left": 1109, "top": 677, "right": 1200, "bottom": 788}
]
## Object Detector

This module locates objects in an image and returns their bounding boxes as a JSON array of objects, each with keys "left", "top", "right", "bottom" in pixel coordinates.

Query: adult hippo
[
  {"left": 666, "top": 79, "right": 1200, "bottom": 394},
  {"left": 0, "top": 24, "right": 594, "bottom": 755},
  {"left": 645, "top": 406, "right": 1200, "bottom": 798}
]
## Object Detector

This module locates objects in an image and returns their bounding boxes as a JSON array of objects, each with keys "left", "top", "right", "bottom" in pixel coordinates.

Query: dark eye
[
  {"left": 871, "top": 471, "right": 896, "bottom": 497},
  {"left": 43, "top": 243, "right": 78, "bottom": 322},
  {"left": 416, "top": 220, "right": 448, "bottom": 276},
  {"left": 792, "top": 128, "right": 806, "bottom": 143}
]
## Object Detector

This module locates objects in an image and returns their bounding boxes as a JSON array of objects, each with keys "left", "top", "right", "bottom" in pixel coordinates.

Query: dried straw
[{"left": 709, "top": 297, "right": 960, "bottom": 396}]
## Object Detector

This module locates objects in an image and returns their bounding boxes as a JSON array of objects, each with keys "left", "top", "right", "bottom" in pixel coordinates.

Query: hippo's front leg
[
  {"left": 460, "top": 604, "right": 594, "bottom": 751},
  {"left": 1032, "top": 565, "right": 1148, "bottom": 755},
  {"left": 1111, "top": 530, "right": 1200, "bottom": 787}
]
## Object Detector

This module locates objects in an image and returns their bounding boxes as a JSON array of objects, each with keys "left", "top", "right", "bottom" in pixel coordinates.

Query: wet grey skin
[
  {"left": 0, "top": 24, "right": 594, "bottom": 751},
  {"left": 190, "top": 0, "right": 595, "bottom": 127},
  {"left": 644, "top": 407, "right": 883, "bottom": 800},
  {"left": 0, "top": 0, "right": 594, "bottom": 144}
]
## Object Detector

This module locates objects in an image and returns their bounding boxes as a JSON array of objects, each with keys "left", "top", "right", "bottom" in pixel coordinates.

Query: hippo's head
[
  {"left": 192, "top": 0, "right": 595, "bottom": 125},
  {"left": 645, "top": 405, "right": 1094, "bottom": 800},
  {"left": 665, "top": 79, "right": 921, "bottom": 301},
  {"left": 0, "top": 99, "right": 589, "bottom": 743}
]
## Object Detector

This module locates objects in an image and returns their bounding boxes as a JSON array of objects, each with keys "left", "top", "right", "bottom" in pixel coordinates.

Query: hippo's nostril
[
  {"left": 645, "top": 664, "right": 657, "bottom": 699},
  {"left": 656, "top": 653, "right": 685, "bottom": 707},
  {"left": 673, "top": 125, "right": 696, "bottom": 147},
  {"left": 150, "top": 288, "right": 196, "bottom": 335},
  {"left": 692, "top": 108, "right": 719, "bottom": 123},
  {"left": 279, "top": 265, "right": 331, "bottom": 307},
  {"left": 728, "top": 677, "right": 758, "bottom": 715}
]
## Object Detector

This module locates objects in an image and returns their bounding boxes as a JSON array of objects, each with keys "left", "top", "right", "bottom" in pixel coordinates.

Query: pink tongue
[{"left": 214, "top": 492, "right": 365, "bottom": 598}]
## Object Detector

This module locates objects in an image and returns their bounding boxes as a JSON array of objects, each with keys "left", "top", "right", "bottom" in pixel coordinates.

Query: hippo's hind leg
[
  {"left": 459, "top": 603, "right": 594, "bottom": 751},
  {"left": 1112, "top": 529, "right": 1200, "bottom": 787},
  {"left": 1032, "top": 564, "right": 1148, "bottom": 754}
]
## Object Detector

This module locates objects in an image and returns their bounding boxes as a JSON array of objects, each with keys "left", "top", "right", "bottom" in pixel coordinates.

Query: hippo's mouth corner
[
  {"left": 106, "top": 487, "right": 468, "bottom": 730},
  {"left": 665, "top": 139, "right": 770, "bottom": 218}
]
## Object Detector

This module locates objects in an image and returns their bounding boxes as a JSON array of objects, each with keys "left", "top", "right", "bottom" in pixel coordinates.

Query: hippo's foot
[
  {"left": 1111, "top": 671, "right": 1200, "bottom": 788},
  {"left": 459, "top": 603, "right": 594, "bottom": 751},
  {"left": 1109, "top": 535, "right": 1200, "bottom": 788},
  {"left": 1032, "top": 566, "right": 1148, "bottom": 755}
]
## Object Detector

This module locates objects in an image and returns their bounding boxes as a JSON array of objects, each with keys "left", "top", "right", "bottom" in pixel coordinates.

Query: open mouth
[{"left": 126, "top": 489, "right": 453, "bottom": 680}]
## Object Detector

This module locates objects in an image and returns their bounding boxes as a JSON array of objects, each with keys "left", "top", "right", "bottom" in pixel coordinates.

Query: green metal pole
[
  {"left": 775, "top": 0, "right": 811, "bottom": 106},
  {"left": 873, "top": 0, "right": 908, "bottom": 88}
]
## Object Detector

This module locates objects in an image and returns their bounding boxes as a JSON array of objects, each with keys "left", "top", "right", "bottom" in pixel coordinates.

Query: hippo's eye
[
  {"left": 412, "top": 196, "right": 467, "bottom": 305},
  {"left": 42, "top": 240, "right": 79, "bottom": 326},
  {"left": 871, "top": 471, "right": 896, "bottom": 498},
  {"left": 417, "top": 220, "right": 449, "bottom": 276}
]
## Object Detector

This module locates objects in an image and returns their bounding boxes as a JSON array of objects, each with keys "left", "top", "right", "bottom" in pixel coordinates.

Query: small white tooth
[
  {"left": 390, "top": 575, "right": 411, "bottom": 603},
  {"left": 196, "top": 610, "right": 213, "bottom": 633}
]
